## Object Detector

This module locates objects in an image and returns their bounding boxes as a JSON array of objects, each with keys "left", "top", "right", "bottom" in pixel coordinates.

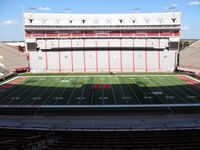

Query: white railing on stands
[
  {"left": 25, "top": 25, "right": 180, "bottom": 30},
  {"left": 0, "top": 104, "right": 200, "bottom": 108}
]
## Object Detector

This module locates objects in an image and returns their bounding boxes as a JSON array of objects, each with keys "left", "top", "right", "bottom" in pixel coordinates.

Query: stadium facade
[{"left": 24, "top": 12, "right": 181, "bottom": 73}]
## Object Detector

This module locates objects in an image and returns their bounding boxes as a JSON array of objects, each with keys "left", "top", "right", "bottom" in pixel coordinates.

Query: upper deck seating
[
  {"left": 178, "top": 40, "right": 200, "bottom": 74},
  {"left": 0, "top": 43, "right": 28, "bottom": 78}
]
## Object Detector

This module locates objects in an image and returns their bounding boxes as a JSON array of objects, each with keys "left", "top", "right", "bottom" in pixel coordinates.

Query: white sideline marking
[
  {"left": 185, "top": 75, "right": 200, "bottom": 83},
  {"left": 0, "top": 76, "right": 20, "bottom": 86}
]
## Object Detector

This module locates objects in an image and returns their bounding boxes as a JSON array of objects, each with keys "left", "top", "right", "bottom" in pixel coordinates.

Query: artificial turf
[{"left": 0, "top": 74, "right": 199, "bottom": 107}]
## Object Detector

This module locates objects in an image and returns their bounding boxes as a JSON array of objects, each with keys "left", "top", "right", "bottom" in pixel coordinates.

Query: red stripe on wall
[
  {"left": 158, "top": 40, "right": 161, "bottom": 72},
  {"left": 145, "top": 40, "right": 148, "bottom": 72},
  {"left": 45, "top": 52, "right": 48, "bottom": 70},
  {"left": 58, "top": 40, "right": 61, "bottom": 73},
  {"left": 120, "top": 40, "right": 123, "bottom": 72},
  {"left": 71, "top": 40, "right": 74, "bottom": 72},
  {"left": 83, "top": 40, "right": 86, "bottom": 73},
  {"left": 132, "top": 41, "right": 135, "bottom": 72},
  {"left": 95, "top": 41, "right": 98, "bottom": 73},
  {"left": 108, "top": 41, "right": 111, "bottom": 72},
  {"left": 45, "top": 40, "right": 48, "bottom": 70}
]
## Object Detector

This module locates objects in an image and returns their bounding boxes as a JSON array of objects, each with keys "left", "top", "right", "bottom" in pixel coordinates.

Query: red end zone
[
  {"left": 176, "top": 76, "right": 200, "bottom": 89},
  {"left": 92, "top": 84, "right": 111, "bottom": 90}
]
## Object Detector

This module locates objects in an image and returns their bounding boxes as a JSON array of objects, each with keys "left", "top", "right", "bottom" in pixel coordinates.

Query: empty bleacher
[
  {"left": 0, "top": 43, "right": 28, "bottom": 79},
  {"left": 43, "top": 130, "right": 200, "bottom": 150},
  {"left": 0, "top": 129, "right": 50, "bottom": 150},
  {"left": 0, "top": 67, "right": 11, "bottom": 78},
  {"left": 1, "top": 129, "right": 200, "bottom": 149},
  {"left": 189, "top": 40, "right": 200, "bottom": 49},
  {"left": 178, "top": 40, "right": 200, "bottom": 75}
]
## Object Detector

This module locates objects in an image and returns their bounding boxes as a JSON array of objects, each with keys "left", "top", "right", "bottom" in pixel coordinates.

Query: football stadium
[{"left": 0, "top": 0, "right": 200, "bottom": 149}]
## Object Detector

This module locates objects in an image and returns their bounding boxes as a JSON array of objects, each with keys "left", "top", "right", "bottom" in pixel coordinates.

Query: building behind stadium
[{"left": 24, "top": 12, "right": 181, "bottom": 73}]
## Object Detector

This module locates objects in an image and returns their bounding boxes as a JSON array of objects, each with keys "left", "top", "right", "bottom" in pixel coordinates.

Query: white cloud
[
  {"left": 39, "top": 7, "right": 51, "bottom": 11},
  {"left": 182, "top": 25, "right": 190, "bottom": 30},
  {"left": 188, "top": 1, "right": 200, "bottom": 6},
  {"left": 165, "top": 3, "right": 178, "bottom": 10},
  {"left": 0, "top": 19, "right": 18, "bottom": 26}
]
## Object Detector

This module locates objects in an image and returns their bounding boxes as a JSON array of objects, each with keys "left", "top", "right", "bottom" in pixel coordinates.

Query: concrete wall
[{"left": 29, "top": 49, "right": 177, "bottom": 73}]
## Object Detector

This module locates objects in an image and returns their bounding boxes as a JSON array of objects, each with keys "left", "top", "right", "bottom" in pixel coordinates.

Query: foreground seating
[{"left": 43, "top": 130, "right": 200, "bottom": 150}]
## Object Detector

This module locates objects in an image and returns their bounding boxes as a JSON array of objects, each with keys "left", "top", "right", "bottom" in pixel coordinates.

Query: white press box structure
[{"left": 24, "top": 12, "right": 181, "bottom": 73}]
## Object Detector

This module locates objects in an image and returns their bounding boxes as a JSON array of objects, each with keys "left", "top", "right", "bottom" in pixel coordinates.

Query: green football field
[{"left": 0, "top": 74, "right": 200, "bottom": 114}]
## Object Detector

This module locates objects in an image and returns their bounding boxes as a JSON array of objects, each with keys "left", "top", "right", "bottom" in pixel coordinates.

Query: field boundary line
[
  {"left": 185, "top": 75, "right": 200, "bottom": 83},
  {"left": 0, "top": 76, "right": 20, "bottom": 86}
]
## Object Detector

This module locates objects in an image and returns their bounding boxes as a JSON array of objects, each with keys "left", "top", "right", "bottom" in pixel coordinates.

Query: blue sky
[{"left": 0, "top": 0, "right": 200, "bottom": 41}]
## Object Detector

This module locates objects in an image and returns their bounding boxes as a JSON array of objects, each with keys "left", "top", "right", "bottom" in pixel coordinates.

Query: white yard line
[
  {"left": 170, "top": 77, "right": 200, "bottom": 97},
  {"left": 108, "top": 77, "right": 117, "bottom": 104},
  {"left": 101, "top": 79, "right": 104, "bottom": 105},
  {"left": 66, "top": 77, "right": 81, "bottom": 105},
  {"left": 78, "top": 78, "right": 89, "bottom": 105},
  {"left": 0, "top": 76, "right": 28, "bottom": 97},
  {"left": 166, "top": 77, "right": 193, "bottom": 99},
  {"left": 5, "top": 78, "right": 46, "bottom": 105},
  {"left": 32, "top": 78, "right": 63, "bottom": 106},
  {"left": 146, "top": 77, "right": 175, "bottom": 113},
  {"left": 158, "top": 78, "right": 188, "bottom": 103},
  {"left": 152, "top": 77, "right": 177, "bottom": 104},
  {"left": 145, "top": 78, "right": 169, "bottom": 104},
  {"left": 0, "top": 77, "right": 36, "bottom": 103},
  {"left": 17, "top": 77, "right": 53, "bottom": 105},
  {"left": 54, "top": 78, "right": 74, "bottom": 105},
  {"left": 132, "top": 77, "right": 154, "bottom": 104},
  {"left": 122, "top": 76, "right": 141, "bottom": 104},
  {"left": 115, "top": 78, "right": 129, "bottom": 104},
  {"left": 90, "top": 77, "right": 95, "bottom": 104}
]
